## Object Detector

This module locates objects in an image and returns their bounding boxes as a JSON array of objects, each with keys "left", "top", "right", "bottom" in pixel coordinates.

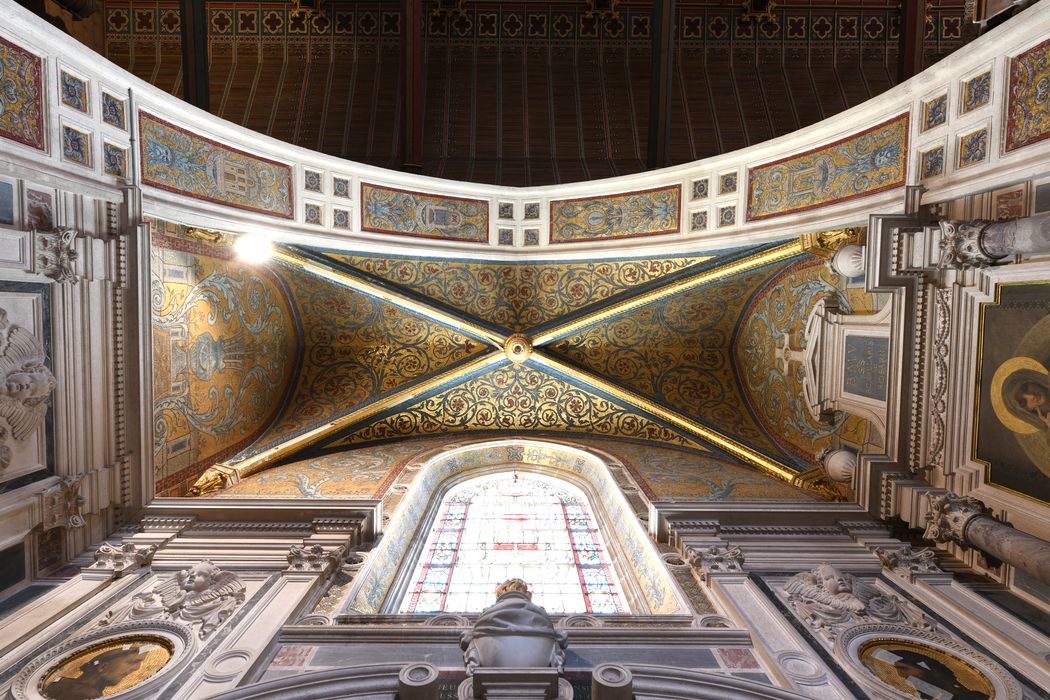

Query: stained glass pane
[{"left": 399, "top": 472, "right": 628, "bottom": 614}]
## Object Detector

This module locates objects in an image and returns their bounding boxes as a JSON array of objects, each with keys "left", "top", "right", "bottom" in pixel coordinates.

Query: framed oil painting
[
  {"left": 39, "top": 636, "right": 172, "bottom": 699},
  {"left": 975, "top": 281, "right": 1050, "bottom": 505},
  {"left": 859, "top": 639, "right": 993, "bottom": 699}
]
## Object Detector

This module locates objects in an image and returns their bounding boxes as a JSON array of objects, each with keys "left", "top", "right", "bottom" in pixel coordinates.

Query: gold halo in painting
[
  {"left": 858, "top": 638, "right": 994, "bottom": 699},
  {"left": 39, "top": 635, "right": 174, "bottom": 699}
]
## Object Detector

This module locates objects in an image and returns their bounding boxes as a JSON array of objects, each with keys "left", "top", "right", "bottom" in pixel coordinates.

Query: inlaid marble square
[
  {"left": 304, "top": 202, "right": 323, "bottom": 225},
  {"left": 498, "top": 202, "right": 514, "bottom": 219},
  {"left": 304, "top": 169, "right": 323, "bottom": 193},
  {"left": 957, "top": 128, "right": 988, "bottom": 169},
  {"left": 719, "top": 172, "right": 738, "bottom": 195},
  {"left": 961, "top": 71, "right": 991, "bottom": 114},
  {"left": 101, "top": 92, "right": 126, "bottom": 130},
  {"left": 524, "top": 228, "right": 540, "bottom": 246},
  {"left": 717, "top": 204, "right": 736, "bottom": 227},
  {"left": 498, "top": 228, "right": 514, "bottom": 245},
  {"left": 60, "top": 71, "right": 87, "bottom": 113},
  {"left": 62, "top": 125, "right": 91, "bottom": 167},
  {"left": 333, "top": 176, "right": 350, "bottom": 198},
  {"left": 103, "top": 142, "right": 127, "bottom": 177},
  {"left": 919, "top": 145, "right": 944, "bottom": 180},
  {"left": 921, "top": 94, "right": 947, "bottom": 131},
  {"left": 691, "top": 178, "right": 709, "bottom": 200},
  {"left": 690, "top": 210, "right": 708, "bottom": 231},
  {"left": 333, "top": 207, "right": 351, "bottom": 229},
  {"left": 524, "top": 202, "right": 540, "bottom": 219}
]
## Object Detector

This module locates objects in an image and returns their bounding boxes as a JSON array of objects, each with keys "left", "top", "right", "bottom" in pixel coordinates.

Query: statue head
[
  {"left": 495, "top": 578, "right": 531, "bottom": 599},
  {"left": 814, "top": 563, "right": 852, "bottom": 596},
  {"left": 178, "top": 560, "right": 221, "bottom": 593}
]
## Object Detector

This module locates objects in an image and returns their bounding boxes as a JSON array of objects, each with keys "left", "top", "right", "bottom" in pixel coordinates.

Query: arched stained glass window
[{"left": 398, "top": 472, "right": 629, "bottom": 615}]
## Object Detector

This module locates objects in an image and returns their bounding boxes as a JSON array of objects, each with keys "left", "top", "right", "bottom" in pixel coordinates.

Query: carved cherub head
[
  {"left": 495, "top": 578, "right": 531, "bottom": 599},
  {"left": 177, "top": 560, "right": 221, "bottom": 593},
  {"left": 814, "top": 563, "right": 853, "bottom": 596}
]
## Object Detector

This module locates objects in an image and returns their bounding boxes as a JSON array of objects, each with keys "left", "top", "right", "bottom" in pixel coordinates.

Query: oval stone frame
[
  {"left": 11, "top": 620, "right": 195, "bottom": 700},
  {"left": 834, "top": 624, "right": 1021, "bottom": 700}
]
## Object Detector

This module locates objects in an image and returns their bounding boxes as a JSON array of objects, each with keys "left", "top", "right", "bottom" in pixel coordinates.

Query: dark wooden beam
[
  {"left": 647, "top": 0, "right": 676, "bottom": 170},
  {"left": 898, "top": 0, "right": 926, "bottom": 82},
  {"left": 401, "top": 0, "right": 424, "bottom": 173},
  {"left": 179, "top": 0, "right": 210, "bottom": 111}
]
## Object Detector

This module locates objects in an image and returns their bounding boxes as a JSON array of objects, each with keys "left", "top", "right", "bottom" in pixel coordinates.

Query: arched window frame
[{"left": 339, "top": 439, "right": 691, "bottom": 617}]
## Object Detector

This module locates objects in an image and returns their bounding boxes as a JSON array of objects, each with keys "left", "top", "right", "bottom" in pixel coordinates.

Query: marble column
[
  {"left": 938, "top": 213, "right": 1050, "bottom": 268},
  {"left": 924, "top": 492, "right": 1050, "bottom": 585}
]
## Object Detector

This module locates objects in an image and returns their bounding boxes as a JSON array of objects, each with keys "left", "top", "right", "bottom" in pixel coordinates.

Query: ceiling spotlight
[{"left": 233, "top": 234, "right": 274, "bottom": 263}]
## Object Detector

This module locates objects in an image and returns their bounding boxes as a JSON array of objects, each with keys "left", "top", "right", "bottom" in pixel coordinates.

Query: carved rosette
[
  {"left": 34, "top": 228, "right": 79, "bottom": 284},
  {"left": 937, "top": 219, "right": 1004, "bottom": 269},
  {"left": 923, "top": 492, "right": 991, "bottom": 547},
  {"left": 687, "top": 544, "right": 745, "bottom": 579}
]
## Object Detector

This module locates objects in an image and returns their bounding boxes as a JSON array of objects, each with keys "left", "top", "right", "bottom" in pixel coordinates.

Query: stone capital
[
  {"left": 923, "top": 492, "right": 991, "bottom": 546},
  {"left": 937, "top": 219, "right": 1003, "bottom": 269}
]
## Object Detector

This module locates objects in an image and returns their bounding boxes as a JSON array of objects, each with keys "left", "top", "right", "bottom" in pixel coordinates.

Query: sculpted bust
[{"left": 461, "top": 579, "right": 568, "bottom": 675}]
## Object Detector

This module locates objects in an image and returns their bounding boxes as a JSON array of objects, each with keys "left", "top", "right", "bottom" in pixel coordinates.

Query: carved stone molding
[
  {"left": 286, "top": 543, "right": 346, "bottom": 573},
  {"left": 42, "top": 476, "right": 85, "bottom": 530},
  {"left": 99, "top": 560, "right": 245, "bottom": 639},
  {"left": 873, "top": 545, "right": 943, "bottom": 577},
  {"left": 783, "top": 564, "right": 930, "bottom": 640},
  {"left": 34, "top": 227, "right": 79, "bottom": 283},
  {"left": 687, "top": 545, "right": 744, "bottom": 579},
  {"left": 88, "top": 541, "right": 157, "bottom": 577},
  {"left": 923, "top": 492, "right": 991, "bottom": 546},
  {"left": 0, "top": 307, "right": 56, "bottom": 470},
  {"left": 924, "top": 288, "right": 952, "bottom": 475}
]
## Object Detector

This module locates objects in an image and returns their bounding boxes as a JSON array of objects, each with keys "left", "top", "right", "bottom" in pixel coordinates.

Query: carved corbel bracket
[
  {"left": 86, "top": 541, "right": 157, "bottom": 578},
  {"left": 286, "top": 543, "right": 347, "bottom": 574},
  {"left": 33, "top": 227, "right": 80, "bottom": 284}
]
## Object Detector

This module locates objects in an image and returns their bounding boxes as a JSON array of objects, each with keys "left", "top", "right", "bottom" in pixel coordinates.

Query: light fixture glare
[{"left": 233, "top": 234, "right": 274, "bottom": 263}]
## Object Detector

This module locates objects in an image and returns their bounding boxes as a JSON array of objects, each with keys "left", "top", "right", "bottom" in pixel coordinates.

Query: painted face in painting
[{"left": 1017, "top": 381, "right": 1047, "bottom": 413}]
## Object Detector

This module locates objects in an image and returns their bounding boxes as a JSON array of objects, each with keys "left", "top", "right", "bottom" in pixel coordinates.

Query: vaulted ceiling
[{"left": 149, "top": 220, "right": 877, "bottom": 497}]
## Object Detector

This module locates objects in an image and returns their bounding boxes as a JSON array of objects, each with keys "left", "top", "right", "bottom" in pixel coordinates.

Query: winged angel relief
[
  {"left": 99, "top": 560, "right": 245, "bottom": 639},
  {"left": 0, "top": 308, "right": 55, "bottom": 469}
]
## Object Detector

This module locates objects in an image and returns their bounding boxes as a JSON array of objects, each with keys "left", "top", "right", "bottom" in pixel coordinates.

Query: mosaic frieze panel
[
  {"left": 549, "top": 186, "right": 680, "bottom": 243},
  {"left": 246, "top": 264, "right": 486, "bottom": 454},
  {"left": 549, "top": 267, "right": 786, "bottom": 460},
  {"left": 746, "top": 113, "right": 908, "bottom": 221},
  {"left": 736, "top": 256, "right": 877, "bottom": 466},
  {"left": 582, "top": 438, "right": 811, "bottom": 501},
  {"left": 59, "top": 71, "right": 87, "bottom": 113},
  {"left": 139, "top": 112, "right": 294, "bottom": 219},
  {"left": 1006, "top": 37, "right": 1050, "bottom": 152},
  {"left": 217, "top": 440, "right": 437, "bottom": 499},
  {"left": 325, "top": 253, "right": 711, "bottom": 332},
  {"left": 326, "top": 363, "right": 707, "bottom": 451},
  {"left": 150, "top": 221, "right": 299, "bottom": 496},
  {"left": 361, "top": 184, "right": 488, "bottom": 242},
  {"left": 0, "top": 37, "right": 45, "bottom": 151}
]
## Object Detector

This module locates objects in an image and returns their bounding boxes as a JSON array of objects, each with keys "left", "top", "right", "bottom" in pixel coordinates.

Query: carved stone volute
[{"left": 34, "top": 227, "right": 79, "bottom": 284}]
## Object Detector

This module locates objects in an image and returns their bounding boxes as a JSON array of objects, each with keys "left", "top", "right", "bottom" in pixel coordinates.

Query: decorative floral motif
[
  {"left": 691, "top": 210, "right": 708, "bottom": 231},
  {"left": 961, "top": 71, "right": 991, "bottom": 114},
  {"left": 524, "top": 228, "right": 540, "bottom": 246},
  {"left": 498, "top": 228, "right": 513, "bottom": 245},
  {"left": 550, "top": 186, "right": 680, "bottom": 243},
  {"left": 0, "top": 37, "right": 45, "bottom": 151},
  {"left": 920, "top": 146, "right": 944, "bottom": 180},
  {"left": 103, "top": 143, "right": 127, "bottom": 177},
  {"left": 550, "top": 266, "right": 785, "bottom": 458},
  {"left": 304, "top": 169, "right": 322, "bottom": 193},
  {"left": 692, "top": 178, "right": 709, "bottom": 200},
  {"left": 333, "top": 177, "right": 350, "bottom": 198},
  {"left": 304, "top": 203, "right": 322, "bottom": 225},
  {"left": 747, "top": 114, "right": 908, "bottom": 221},
  {"left": 361, "top": 183, "right": 488, "bottom": 242},
  {"left": 101, "top": 92, "right": 126, "bottom": 130},
  {"left": 333, "top": 208, "right": 351, "bottom": 229},
  {"left": 328, "top": 363, "right": 707, "bottom": 450},
  {"left": 60, "top": 71, "right": 87, "bottom": 113},
  {"left": 921, "top": 94, "right": 947, "bottom": 131},
  {"left": 1006, "top": 37, "right": 1050, "bottom": 152},
  {"left": 719, "top": 172, "right": 738, "bottom": 195},
  {"left": 718, "top": 205, "right": 736, "bottom": 227},
  {"left": 140, "top": 112, "right": 294, "bottom": 219},
  {"left": 62, "top": 125, "right": 91, "bottom": 167},
  {"left": 498, "top": 202, "right": 514, "bottom": 219},
  {"left": 524, "top": 202, "right": 540, "bottom": 219},
  {"left": 957, "top": 128, "right": 988, "bottom": 168},
  {"left": 325, "top": 253, "right": 711, "bottom": 331}
]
